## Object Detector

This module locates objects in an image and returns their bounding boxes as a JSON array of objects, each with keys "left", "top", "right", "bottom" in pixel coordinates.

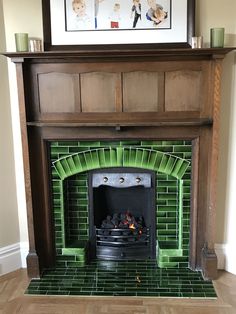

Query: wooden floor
[{"left": 0, "top": 269, "right": 236, "bottom": 314}]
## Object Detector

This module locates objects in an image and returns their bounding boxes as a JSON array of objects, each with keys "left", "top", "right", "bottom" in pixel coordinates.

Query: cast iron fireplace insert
[{"left": 88, "top": 168, "right": 156, "bottom": 260}]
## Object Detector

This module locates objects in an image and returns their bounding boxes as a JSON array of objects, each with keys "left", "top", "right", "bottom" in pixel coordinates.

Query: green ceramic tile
[
  {"left": 177, "top": 162, "right": 190, "bottom": 179},
  {"left": 51, "top": 146, "right": 70, "bottom": 153},
  {"left": 99, "top": 141, "right": 120, "bottom": 147},
  {"left": 123, "top": 148, "right": 129, "bottom": 166},
  {"left": 174, "top": 146, "right": 192, "bottom": 153},
  {"left": 153, "top": 152, "right": 163, "bottom": 170},
  {"left": 141, "top": 149, "right": 149, "bottom": 167},
  {"left": 158, "top": 206, "right": 176, "bottom": 212},
  {"left": 84, "top": 151, "right": 93, "bottom": 169},
  {"left": 135, "top": 149, "right": 143, "bottom": 166},
  {"left": 26, "top": 261, "right": 216, "bottom": 298},
  {"left": 97, "top": 148, "right": 105, "bottom": 167},
  {"left": 121, "top": 140, "right": 141, "bottom": 146},
  {"left": 78, "top": 141, "right": 101, "bottom": 147},
  {"left": 158, "top": 154, "right": 169, "bottom": 172},
  {"left": 167, "top": 200, "right": 178, "bottom": 206},
  {"left": 158, "top": 193, "right": 177, "bottom": 200},
  {"left": 90, "top": 150, "right": 100, "bottom": 168}
]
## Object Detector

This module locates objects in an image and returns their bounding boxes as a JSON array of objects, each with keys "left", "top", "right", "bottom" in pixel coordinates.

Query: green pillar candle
[
  {"left": 15, "top": 33, "right": 29, "bottom": 52},
  {"left": 210, "top": 28, "right": 225, "bottom": 48}
]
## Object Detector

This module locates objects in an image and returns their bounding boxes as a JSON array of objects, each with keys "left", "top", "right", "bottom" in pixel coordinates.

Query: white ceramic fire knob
[
  {"left": 136, "top": 177, "right": 141, "bottom": 184},
  {"left": 119, "top": 177, "right": 125, "bottom": 183}
]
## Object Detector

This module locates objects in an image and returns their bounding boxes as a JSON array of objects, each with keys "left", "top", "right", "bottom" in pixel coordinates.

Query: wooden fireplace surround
[{"left": 5, "top": 47, "right": 234, "bottom": 279}]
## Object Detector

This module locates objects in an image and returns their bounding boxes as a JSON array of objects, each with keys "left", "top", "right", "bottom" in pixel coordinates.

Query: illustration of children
[
  {"left": 72, "top": 0, "right": 91, "bottom": 29},
  {"left": 95, "top": 0, "right": 105, "bottom": 29},
  {"left": 131, "top": 0, "right": 141, "bottom": 28},
  {"left": 146, "top": 0, "right": 167, "bottom": 26},
  {"left": 109, "top": 3, "right": 121, "bottom": 29}
]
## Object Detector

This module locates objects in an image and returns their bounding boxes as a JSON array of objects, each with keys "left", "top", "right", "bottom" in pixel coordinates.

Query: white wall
[
  {"left": 197, "top": 0, "right": 236, "bottom": 274},
  {"left": 0, "top": 0, "right": 21, "bottom": 275},
  {"left": 0, "top": 0, "right": 19, "bottom": 247},
  {"left": 0, "top": 0, "right": 43, "bottom": 275},
  {"left": 3, "top": 0, "right": 43, "bottom": 244},
  {"left": 0, "top": 0, "right": 236, "bottom": 275}
]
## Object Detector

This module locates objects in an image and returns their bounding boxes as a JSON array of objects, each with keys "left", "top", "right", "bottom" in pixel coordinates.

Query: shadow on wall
[
  {"left": 216, "top": 49, "right": 236, "bottom": 243},
  {"left": 225, "top": 34, "right": 236, "bottom": 46}
]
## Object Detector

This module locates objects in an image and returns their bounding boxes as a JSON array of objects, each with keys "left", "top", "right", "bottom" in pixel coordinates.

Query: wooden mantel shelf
[
  {"left": 4, "top": 47, "right": 235, "bottom": 61},
  {"left": 27, "top": 118, "right": 212, "bottom": 128}
]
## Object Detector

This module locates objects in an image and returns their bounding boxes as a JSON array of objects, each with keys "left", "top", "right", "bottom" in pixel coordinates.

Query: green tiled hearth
[{"left": 26, "top": 261, "right": 217, "bottom": 298}]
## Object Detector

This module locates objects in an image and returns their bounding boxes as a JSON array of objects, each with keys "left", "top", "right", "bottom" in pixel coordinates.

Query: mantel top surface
[{"left": 3, "top": 46, "right": 235, "bottom": 61}]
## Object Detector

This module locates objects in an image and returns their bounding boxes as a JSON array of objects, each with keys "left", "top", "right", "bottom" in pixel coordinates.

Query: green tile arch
[{"left": 53, "top": 148, "right": 190, "bottom": 180}]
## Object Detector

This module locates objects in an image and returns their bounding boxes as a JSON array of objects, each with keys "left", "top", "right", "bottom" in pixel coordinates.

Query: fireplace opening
[{"left": 88, "top": 168, "right": 156, "bottom": 260}]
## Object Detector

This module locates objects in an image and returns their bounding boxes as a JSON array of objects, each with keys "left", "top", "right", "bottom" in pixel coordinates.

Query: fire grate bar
[{"left": 96, "top": 227, "right": 150, "bottom": 247}]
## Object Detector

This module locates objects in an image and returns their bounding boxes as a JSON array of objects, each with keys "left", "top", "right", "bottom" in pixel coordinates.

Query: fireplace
[
  {"left": 89, "top": 168, "right": 156, "bottom": 260},
  {"left": 5, "top": 47, "right": 234, "bottom": 280}
]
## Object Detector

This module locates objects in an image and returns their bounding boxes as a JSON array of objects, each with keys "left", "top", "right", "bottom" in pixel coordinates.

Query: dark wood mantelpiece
[
  {"left": 4, "top": 46, "right": 235, "bottom": 55},
  {"left": 4, "top": 47, "right": 235, "bottom": 63},
  {"left": 5, "top": 47, "right": 235, "bottom": 280}
]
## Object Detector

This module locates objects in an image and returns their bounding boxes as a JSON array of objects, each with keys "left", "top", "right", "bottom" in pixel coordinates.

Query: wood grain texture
[
  {"left": 201, "top": 59, "right": 223, "bottom": 279},
  {"left": 206, "top": 59, "right": 223, "bottom": 251},
  {"left": 38, "top": 72, "right": 80, "bottom": 113},
  {"left": 123, "top": 71, "right": 159, "bottom": 112},
  {"left": 28, "top": 129, "right": 56, "bottom": 270},
  {"left": 80, "top": 72, "right": 119, "bottom": 112},
  {"left": 1, "top": 269, "right": 236, "bottom": 314},
  {"left": 4, "top": 48, "right": 235, "bottom": 60},
  {"left": 196, "top": 128, "right": 211, "bottom": 269},
  {"left": 27, "top": 61, "right": 205, "bottom": 121},
  {"left": 15, "top": 63, "right": 39, "bottom": 278},
  {"left": 165, "top": 70, "right": 202, "bottom": 111}
]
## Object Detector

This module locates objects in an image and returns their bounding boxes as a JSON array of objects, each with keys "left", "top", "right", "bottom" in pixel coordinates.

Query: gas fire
[{"left": 129, "top": 223, "right": 135, "bottom": 230}]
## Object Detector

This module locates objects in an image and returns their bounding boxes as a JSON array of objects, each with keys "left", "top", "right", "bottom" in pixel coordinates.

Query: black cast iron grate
[{"left": 96, "top": 227, "right": 150, "bottom": 246}]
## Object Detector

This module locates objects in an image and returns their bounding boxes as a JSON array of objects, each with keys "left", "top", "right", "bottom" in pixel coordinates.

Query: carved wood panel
[
  {"left": 38, "top": 72, "right": 80, "bottom": 113},
  {"left": 30, "top": 63, "right": 207, "bottom": 122},
  {"left": 123, "top": 71, "right": 160, "bottom": 112},
  {"left": 80, "top": 72, "right": 119, "bottom": 112},
  {"left": 165, "top": 71, "right": 202, "bottom": 111}
]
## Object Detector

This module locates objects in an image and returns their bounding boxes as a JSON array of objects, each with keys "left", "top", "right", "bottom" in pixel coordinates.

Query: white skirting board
[
  {"left": 0, "top": 242, "right": 28, "bottom": 275},
  {"left": 215, "top": 243, "right": 236, "bottom": 275}
]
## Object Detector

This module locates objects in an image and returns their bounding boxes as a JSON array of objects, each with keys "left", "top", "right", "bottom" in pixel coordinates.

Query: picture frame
[{"left": 42, "top": 0, "right": 195, "bottom": 51}]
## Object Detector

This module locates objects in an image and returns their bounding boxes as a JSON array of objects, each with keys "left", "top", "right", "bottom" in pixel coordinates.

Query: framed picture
[{"left": 42, "top": 0, "right": 195, "bottom": 50}]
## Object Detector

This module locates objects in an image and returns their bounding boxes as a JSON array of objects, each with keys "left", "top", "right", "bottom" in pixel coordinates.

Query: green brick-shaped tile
[
  {"left": 115, "top": 147, "right": 122, "bottom": 166},
  {"left": 53, "top": 147, "right": 189, "bottom": 180}
]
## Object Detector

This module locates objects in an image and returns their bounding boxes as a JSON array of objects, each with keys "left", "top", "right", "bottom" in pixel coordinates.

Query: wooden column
[
  {"left": 14, "top": 59, "right": 40, "bottom": 278},
  {"left": 201, "top": 56, "right": 224, "bottom": 280}
]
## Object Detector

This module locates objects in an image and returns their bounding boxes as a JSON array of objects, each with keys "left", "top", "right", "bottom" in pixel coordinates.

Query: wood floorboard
[{"left": 0, "top": 269, "right": 236, "bottom": 314}]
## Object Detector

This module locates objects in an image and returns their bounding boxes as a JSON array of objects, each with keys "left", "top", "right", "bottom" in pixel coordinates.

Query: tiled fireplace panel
[{"left": 50, "top": 140, "right": 191, "bottom": 269}]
